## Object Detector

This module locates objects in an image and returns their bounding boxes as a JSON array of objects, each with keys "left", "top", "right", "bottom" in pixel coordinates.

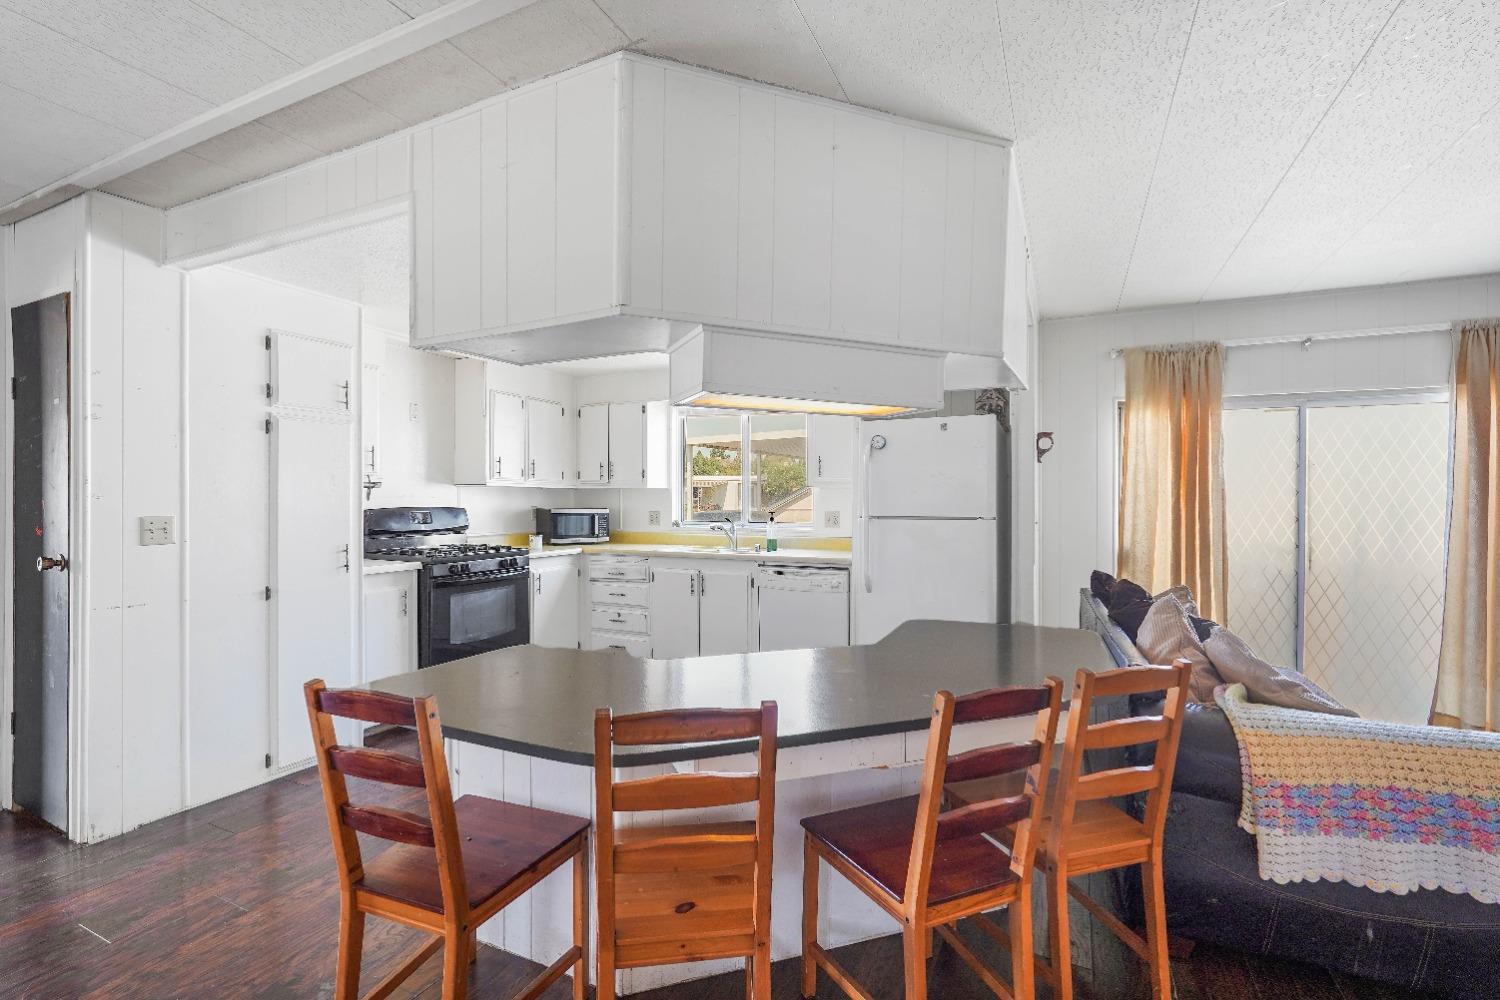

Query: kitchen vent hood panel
[{"left": 670, "top": 326, "right": 943, "bottom": 415}]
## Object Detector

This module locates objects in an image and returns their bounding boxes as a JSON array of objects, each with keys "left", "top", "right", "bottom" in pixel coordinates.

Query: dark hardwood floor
[{"left": 0, "top": 730, "right": 1417, "bottom": 1000}]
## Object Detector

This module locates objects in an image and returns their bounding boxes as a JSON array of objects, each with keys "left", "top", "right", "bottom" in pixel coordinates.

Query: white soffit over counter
[{"left": 668, "top": 326, "right": 944, "bottom": 417}]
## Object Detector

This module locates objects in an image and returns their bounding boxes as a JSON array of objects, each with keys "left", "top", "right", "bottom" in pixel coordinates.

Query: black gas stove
[{"left": 364, "top": 507, "right": 531, "bottom": 666}]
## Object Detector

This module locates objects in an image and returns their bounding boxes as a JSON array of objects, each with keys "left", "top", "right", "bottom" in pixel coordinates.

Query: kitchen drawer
[
  {"left": 588, "top": 556, "right": 650, "bottom": 583},
  {"left": 590, "top": 630, "right": 651, "bottom": 657},
  {"left": 591, "top": 606, "right": 648, "bottom": 634},
  {"left": 590, "top": 580, "right": 649, "bottom": 607}
]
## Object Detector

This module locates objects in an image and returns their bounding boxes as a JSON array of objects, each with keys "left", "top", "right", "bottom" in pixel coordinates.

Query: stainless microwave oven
[{"left": 536, "top": 507, "right": 610, "bottom": 544}]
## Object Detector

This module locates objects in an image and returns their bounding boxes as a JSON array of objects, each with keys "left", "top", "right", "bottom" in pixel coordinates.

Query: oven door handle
[{"left": 432, "top": 573, "right": 527, "bottom": 590}]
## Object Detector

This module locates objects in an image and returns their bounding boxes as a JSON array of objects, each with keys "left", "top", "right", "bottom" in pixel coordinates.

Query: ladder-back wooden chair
[
  {"left": 948, "top": 661, "right": 1191, "bottom": 1000},
  {"left": 305, "top": 680, "right": 591, "bottom": 1000},
  {"left": 801, "top": 679, "right": 1064, "bottom": 1000},
  {"left": 593, "top": 702, "right": 778, "bottom": 1000}
]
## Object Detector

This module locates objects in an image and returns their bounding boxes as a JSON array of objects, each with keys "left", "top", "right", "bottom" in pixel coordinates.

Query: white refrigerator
[{"left": 852, "top": 414, "right": 1001, "bottom": 644}]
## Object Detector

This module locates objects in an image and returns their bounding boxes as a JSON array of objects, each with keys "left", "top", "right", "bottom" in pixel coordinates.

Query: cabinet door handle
[
  {"left": 608, "top": 460, "right": 614, "bottom": 479},
  {"left": 400, "top": 590, "right": 408, "bottom": 616},
  {"left": 599, "top": 461, "right": 604, "bottom": 480},
  {"left": 536, "top": 575, "right": 542, "bottom": 595},
  {"left": 818, "top": 455, "right": 823, "bottom": 477},
  {"left": 690, "top": 574, "right": 696, "bottom": 596},
  {"left": 530, "top": 458, "right": 536, "bottom": 478},
  {"left": 339, "top": 380, "right": 351, "bottom": 408},
  {"left": 496, "top": 456, "right": 503, "bottom": 476},
  {"left": 608, "top": 591, "right": 626, "bottom": 598},
  {"left": 698, "top": 570, "right": 706, "bottom": 597}
]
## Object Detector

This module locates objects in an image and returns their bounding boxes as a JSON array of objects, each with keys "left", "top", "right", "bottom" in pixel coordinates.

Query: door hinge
[
  {"left": 264, "top": 334, "right": 272, "bottom": 350},
  {"left": 9, "top": 376, "right": 14, "bottom": 399},
  {"left": 264, "top": 752, "right": 273, "bottom": 768},
  {"left": 264, "top": 418, "right": 272, "bottom": 434},
  {"left": 265, "top": 382, "right": 273, "bottom": 400},
  {"left": 265, "top": 586, "right": 272, "bottom": 600},
  {"left": 9, "top": 711, "right": 14, "bottom": 735}
]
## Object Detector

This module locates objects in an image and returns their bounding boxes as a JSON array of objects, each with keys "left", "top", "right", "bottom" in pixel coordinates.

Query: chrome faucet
[{"left": 709, "top": 518, "right": 739, "bottom": 551}]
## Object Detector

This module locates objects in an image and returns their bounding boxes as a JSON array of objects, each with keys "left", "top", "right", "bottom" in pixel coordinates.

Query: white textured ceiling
[
  {"left": 225, "top": 214, "right": 410, "bottom": 330},
  {"left": 8, "top": 0, "right": 1500, "bottom": 317},
  {"left": 0, "top": 0, "right": 469, "bottom": 208}
]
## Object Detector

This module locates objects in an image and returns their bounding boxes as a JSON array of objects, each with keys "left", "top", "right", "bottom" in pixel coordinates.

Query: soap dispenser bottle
[{"left": 766, "top": 512, "right": 778, "bottom": 552}]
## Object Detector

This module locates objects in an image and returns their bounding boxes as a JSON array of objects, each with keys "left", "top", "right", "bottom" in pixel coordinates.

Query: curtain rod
[{"left": 1107, "top": 322, "right": 1450, "bottom": 359}]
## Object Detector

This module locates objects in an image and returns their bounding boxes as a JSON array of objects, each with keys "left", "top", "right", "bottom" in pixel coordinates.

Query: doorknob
[{"left": 37, "top": 555, "right": 68, "bottom": 572}]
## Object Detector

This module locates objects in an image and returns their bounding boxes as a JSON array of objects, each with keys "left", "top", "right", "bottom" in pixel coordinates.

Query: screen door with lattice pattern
[{"left": 1221, "top": 398, "right": 1448, "bottom": 724}]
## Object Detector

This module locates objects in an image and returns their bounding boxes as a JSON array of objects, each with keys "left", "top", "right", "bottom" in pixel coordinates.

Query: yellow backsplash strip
[
  {"left": 485, "top": 531, "right": 852, "bottom": 552},
  {"left": 611, "top": 531, "right": 853, "bottom": 551}
]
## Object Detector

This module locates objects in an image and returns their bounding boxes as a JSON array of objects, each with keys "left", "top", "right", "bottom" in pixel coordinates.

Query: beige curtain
[
  {"left": 1435, "top": 319, "right": 1500, "bottom": 730},
  {"left": 1118, "top": 342, "right": 1228, "bottom": 622}
]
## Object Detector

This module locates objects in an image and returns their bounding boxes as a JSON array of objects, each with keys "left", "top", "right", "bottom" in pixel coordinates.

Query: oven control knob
[{"left": 453, "top": 562, "right": 468, "bottom": 575}]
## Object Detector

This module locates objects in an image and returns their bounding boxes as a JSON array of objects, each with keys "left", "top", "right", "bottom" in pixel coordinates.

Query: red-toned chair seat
[
  {"left": 359, "top": 795, "right": 589, "bottom": 912},
  {"left": 801, "top": 795, "right": 1019, "bottom": 906}
]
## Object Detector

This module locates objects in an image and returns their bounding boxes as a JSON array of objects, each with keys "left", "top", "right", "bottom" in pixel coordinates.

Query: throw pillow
[
  {"left": 1202, "top": 626, "right": 1357, "bottom": 716},
  {"left": 1135, "top": 594, "right": 1224, "bottom": 702}
]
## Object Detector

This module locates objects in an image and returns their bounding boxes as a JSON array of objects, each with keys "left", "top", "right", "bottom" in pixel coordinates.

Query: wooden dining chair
[
  {"left": 305, "top": 679, "right": 591, "bottom": 1000},
  {"left": 947, "top": 662, "right": 1192, "bottom": 1000},
  {"left": 801, "top": 679, "right": 1064, "bottom": 1000},
  {"left": 593, "top": 703, "right": 778, "bottom": 1000}
]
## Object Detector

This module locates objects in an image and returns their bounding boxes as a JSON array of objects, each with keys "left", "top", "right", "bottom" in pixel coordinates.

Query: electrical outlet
[
  {"left": 139, "top": 515, "right": 174, "bottom": 546},
  {"left": 647, "top": 510, "right": 662, "bottom": 526},
  {"left": 408, "top": 402, "right": 421, "bottom": 422},
  {"left": 824, "top": 511, "right": 841, "bottom": 529}
]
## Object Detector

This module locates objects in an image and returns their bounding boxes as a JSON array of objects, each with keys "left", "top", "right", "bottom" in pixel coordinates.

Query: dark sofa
[{"left": 1080, "top": 589, "right": 1500, "bottom": 998}]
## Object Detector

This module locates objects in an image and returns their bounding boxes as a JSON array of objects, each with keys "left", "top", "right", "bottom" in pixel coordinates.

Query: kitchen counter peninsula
[{"left": 365, "top": 620, "right": 1112, "bottom": 991}]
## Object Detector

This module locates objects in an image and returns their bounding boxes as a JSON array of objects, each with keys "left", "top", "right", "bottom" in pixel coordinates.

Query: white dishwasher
[{"left": 756, "top": 565, "right": 850, "bottom": 651}]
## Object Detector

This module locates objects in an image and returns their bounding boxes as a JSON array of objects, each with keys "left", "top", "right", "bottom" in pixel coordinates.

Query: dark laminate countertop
[{"left": 364, "top": 620, "right": 1114, "bottom": 765}]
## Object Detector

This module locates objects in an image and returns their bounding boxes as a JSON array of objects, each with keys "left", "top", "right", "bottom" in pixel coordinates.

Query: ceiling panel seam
[
  {"left": 1290, "top": 94, "right": 1500, "bottom": 294},
  {"left": 181, "top": 0, "right": 306, "bottom": 66},
  {"left": 587, "top": 0, "right": 629, "bottom": 42},
  {"left": 1195, "top": 0, "right": 1408, "bottom": 305},
  {"left": 0, "top": 1, "right": 221, "bottom": 104},
  {"left": 788, "top": 0, "right": 848, "bottom": 102},
  {"left": 1114, "top": 0, "right": 1202, "bottom": 312}
]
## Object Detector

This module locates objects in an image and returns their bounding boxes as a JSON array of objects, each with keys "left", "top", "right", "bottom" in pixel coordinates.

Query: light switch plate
[
  {"left": 140, "top": 515, "right": 174, "bottom": 546},
  {"left": 648, "top": 510, "right": 662, "bottom": 526},
  {"left": 824, "top": 511, "right": 841, "bottom": 529}
]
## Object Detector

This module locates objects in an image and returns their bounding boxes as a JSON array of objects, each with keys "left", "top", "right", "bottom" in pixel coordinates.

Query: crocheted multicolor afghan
[{"left": 1215, "top": 683, "right": 1500, "bottom": 903}]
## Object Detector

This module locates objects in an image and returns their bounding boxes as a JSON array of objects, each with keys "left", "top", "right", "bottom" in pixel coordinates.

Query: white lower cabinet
[
  {"left": 362, "top": 570, "right": 417, "bottom": 684},
  {"left": 530, "top": 555, "right": 581, "bottom": 648},
  {"left": 647, "top": 566, "right": 700, "bottom": 658},
  {"left": 649, "top": 559, "right": 756, "bottom": 658},
  {"left": 587, "top": 555, "right": 651, "bottom": 652}
]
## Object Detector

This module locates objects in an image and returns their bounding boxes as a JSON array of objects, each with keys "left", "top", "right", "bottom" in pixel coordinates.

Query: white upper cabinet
[
  {"left": 606, "top": 401, "right": 672, "bottom": 489},
  {"left": 577, "top": 403, "right": 609, "bottom": 485},
  {"left": 808, "top": 414, "right": 856, "bottom": 485},
  {"left": 526, "top": 396, "right": 569, "bottom": 485},
  {"left": 270, "top": 329, "right": 353, "bottom": 413},
  {"left": 412, "top": 53, "right": 1024, "bottom": 383},
  {"left": 490, "top": 391, "right": 527, "bottom": 484}
]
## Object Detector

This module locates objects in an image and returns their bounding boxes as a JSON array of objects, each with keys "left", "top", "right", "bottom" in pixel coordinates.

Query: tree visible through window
[{"left": 681, "top": 412, "right": 809, "bottom": 525}]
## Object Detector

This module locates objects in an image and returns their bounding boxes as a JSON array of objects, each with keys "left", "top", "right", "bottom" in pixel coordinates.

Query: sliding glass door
[{"left": 1222, "top": 396, "right": 1448, "bottom": 723}]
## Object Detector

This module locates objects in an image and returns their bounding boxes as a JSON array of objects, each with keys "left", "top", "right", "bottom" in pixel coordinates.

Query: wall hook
[{"left": 1036, "top": 431, "right": 1055, "bottom": 463}]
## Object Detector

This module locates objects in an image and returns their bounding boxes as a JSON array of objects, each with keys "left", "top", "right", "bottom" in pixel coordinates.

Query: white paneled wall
[
  {"left": 1030, "top": 272, "right": 1500, "bottom": 627},
  {"left": 84, "top": 195, "right": 187, "bottom": 837},
  {"left": 163, "top": 134, "right": 411, "bottom": 266}
]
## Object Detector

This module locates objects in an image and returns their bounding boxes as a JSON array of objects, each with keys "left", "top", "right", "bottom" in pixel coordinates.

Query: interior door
[
  {"left": 489, "top": 390, "right": 527, "bottom": 483},
  {"left": 576, "top": 404, "right": 609, "bottom": 484},
  {"left": 698, "top": 567, "right": 752, "bottom": 655},
  {"left": 608, "top": 402, "right": 644, "bottom": 487},
  {"left": 272, "top": 413, "right": 354, "bottom": 766},
  {"left": 648, "top": 567, "right": 699, "bottom": 658},
  {"left": 11, "top": 295, "right": 70, "bottom": 831}
]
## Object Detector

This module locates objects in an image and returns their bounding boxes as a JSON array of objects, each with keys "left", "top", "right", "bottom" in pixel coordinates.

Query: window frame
[
  {"left": 674, "top": 408, "right": 811, "bottom": 531},
  {"left": 1113, "top": 386, "right": 1451, "bottom": 676}
]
